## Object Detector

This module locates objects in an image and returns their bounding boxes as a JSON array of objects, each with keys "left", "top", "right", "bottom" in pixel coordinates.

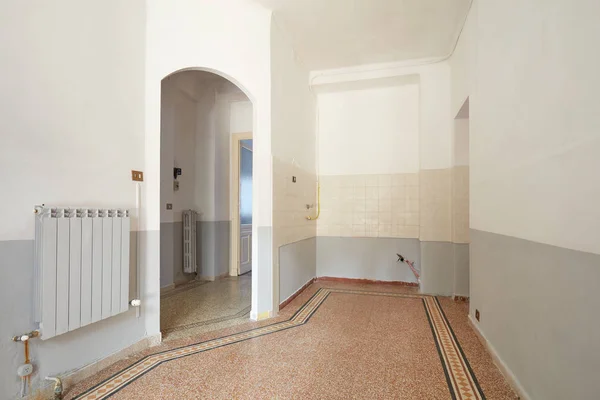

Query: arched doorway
[{"left": 158, "top": 68, "right": 257, "bottom": 340}]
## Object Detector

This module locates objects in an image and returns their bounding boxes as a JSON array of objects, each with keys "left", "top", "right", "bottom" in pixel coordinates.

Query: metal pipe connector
[
  {"left": 45, "top": 376, "right": 63, "bottom": 400},
  {"left": 11, "top": 330, "right": 40, "bottom": 342}
]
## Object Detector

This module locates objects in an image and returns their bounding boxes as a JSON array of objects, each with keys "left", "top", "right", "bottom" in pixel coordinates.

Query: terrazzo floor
[
  {"left": 160, "top": 273, "right": 252, "bottom": 341},
  {"left": 67, "top": 281, "right": 517, "bottom": 399}
]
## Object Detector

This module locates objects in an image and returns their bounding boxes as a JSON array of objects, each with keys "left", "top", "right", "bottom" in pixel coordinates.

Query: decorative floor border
[{"left": 74, "top": 288, "right": 485, "bottom": 400}]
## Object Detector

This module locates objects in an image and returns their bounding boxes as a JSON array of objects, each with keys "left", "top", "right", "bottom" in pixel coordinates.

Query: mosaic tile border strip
[
  {"left": 74, "top": 288, "right": 485, "bottom": 400},
  {"left": 161, "top": 305, "right": 252, "bottom": 334}
]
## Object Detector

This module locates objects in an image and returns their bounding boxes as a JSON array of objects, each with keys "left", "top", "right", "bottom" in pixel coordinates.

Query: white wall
[
  {"left": 453, "top": 118, "right": 470, "bottom": 167},
  {"left": 161, "top": 80, "right": 199, "bottom": 223},
  {"left": 317, "top": 82, "right": 420, "bottom": 175},
  {"left": 0, "top": 0, "right": 145, "bottom": 241},
  {"left": 271, "top": 19, "right": 316, "bottom": 174},
  {"left": 194, "top": 91, "right": 218, "bottom": 221},
  {"left": 312, "top": 62, "right": 453, "bottom": 172},
  {"left": 230, "top": 101, "right": 253, "bottom": 133},
  {"left": 418, "top": 64, "right": 452, "bottom": 171},
  {"left": 452, "top": 0, "right": 600, "bottom": 255},
  {"left": 0, "top": 1, "right": 148, "bottom": 397}
]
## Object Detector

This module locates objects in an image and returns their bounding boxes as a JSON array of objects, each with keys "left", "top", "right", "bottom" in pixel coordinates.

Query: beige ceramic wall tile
[
  {"left": 272, "top": 157, "right": 317, "bottom": 249},
  {"left": 452, "top": 166, "right": 470, "bottom": 243},
  {"left": 317, "top": 172, "right": 419, "bottom": 239},
  {"left": 419, "top": 169, "right": 452, "bottom": 242}
]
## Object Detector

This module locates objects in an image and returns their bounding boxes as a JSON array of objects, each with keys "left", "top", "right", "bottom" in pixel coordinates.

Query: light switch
[{"left": 131, "top": 170, "right": 144, "bottom": 182}]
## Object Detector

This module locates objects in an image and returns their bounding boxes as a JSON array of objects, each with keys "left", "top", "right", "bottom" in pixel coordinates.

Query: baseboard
[
  {"left": 250, "top": 310, "right": 273, "bottom": 321},
  {"left": 160, "top": 283, "right": 175, "bottom": 294},
  {"left": 467, "top": 315, "right": 530, "bottom": 400},
  {"left": 453, "top": 295, "right": 469, "bottom": 302},
  {"left": 317, "top": 276, "right": 419, "bottom": 287},
  {"left": 197, "top": 272, "right": 229, "bottom": 282},
  {"left": 279, "top": 277, "right": 317, "bottom": 311},
  {"left": 27, "top": 333, "right": 162, "bottom": 400},
  {"left": 217, "top": 271, "right": 230, "bottom": 280}
]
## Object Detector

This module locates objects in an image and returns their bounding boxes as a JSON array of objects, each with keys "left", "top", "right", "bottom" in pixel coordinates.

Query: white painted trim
[
  {"left": 468, "top": 315, "right": 531, "bottom": 400},
  {"left": 230, "top": 132, "right": 253, "bottom": 277},
  {"left": 310, "top": 57, "right": 446, "bottom": 85},
  {"left": 27, "top": 333, "right": 161, "bottom": 399}
]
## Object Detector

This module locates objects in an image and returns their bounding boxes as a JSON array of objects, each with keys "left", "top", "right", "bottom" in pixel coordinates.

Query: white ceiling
[{"left": 256, "top": 0, "right": 472, "bottom": 70}]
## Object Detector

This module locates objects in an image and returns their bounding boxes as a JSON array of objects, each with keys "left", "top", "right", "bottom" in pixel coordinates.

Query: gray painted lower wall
[
  {"left": 160, "top": 222, "right": 177, "bottom": 287},
  {"left": 316, "top": 237, "right": 421, "bottom": 284},
  {"left": 256, "top": 226, "right": 273, "bottom": 316},
  {"left": 420, "top": 241, "right": 454, "bottom": 295},
  {"left": 418, "top": 242, "right": 469, "bottom": 296},
  {"left": 279, "top": 237, "right": 317, "bottom": 303},
  {"left": 0, "top": 231, "right": 158, "bottom": 400},
  {"left": 160, "top": 222, "right": 193, "bottom": 287},
  {"left": 470, "top": 229, "right": 600, "bottom": 400},
  {"left": 315, "top": 237, "right": 468, "bottom": 296},
  {"left": 196, "top": 221, "right": 230, "bottom": 280},
  {"left": 160, "top": 221, "right": 231, "bottom": 287},
  {"left": 453, "top": 243, "right": 469, "bottom": 297}
]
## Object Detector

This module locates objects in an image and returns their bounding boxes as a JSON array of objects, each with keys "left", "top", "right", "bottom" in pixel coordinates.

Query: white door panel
[{"left": 240, "top": 224, "right": 252, "bottom": 274}]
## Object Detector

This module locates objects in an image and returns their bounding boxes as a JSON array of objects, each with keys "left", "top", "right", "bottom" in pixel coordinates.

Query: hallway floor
[
  {"left": 160, "top": 273, "right": 252, "bottom": 342},
  {"left": 67, "top": 281, "right": 517, "bottom": 399}
]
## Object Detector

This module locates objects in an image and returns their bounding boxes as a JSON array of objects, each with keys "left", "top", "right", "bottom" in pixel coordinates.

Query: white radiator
[
  {"left": 182, "top": 210, "right": 197, "bottom": 274},
  {"left": 34, "top": 206, "right": 131, "bottom": 340}
]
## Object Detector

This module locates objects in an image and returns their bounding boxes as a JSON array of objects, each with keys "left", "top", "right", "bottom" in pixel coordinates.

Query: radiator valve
[
  {"left": 11, "top": 330, "right": 39, "bottom": 342},
  {"left": 130, "top": 299, "right": 141, "bottom": 307}
]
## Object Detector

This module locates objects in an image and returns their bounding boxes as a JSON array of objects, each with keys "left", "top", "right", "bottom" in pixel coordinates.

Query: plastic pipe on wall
[{"left": 306, "top": 184, "right": 320, "bottom": 220}]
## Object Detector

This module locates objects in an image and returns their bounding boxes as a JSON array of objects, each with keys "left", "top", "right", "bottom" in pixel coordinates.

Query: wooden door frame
[{"left": 230, "top": 132, "right": 253, "bottom": 277}]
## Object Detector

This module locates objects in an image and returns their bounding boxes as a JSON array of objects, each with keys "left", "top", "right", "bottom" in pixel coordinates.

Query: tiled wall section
[
  {"left": 452, "top": 166, "right": 469, "bottom": 243},
  {"left": 419, "top": 169, "right": 452, "bottom": 242},
  {"left": 317, "top": 173, "right": 420, "bottom": 238},
  {"left": 273, "top": 157, "right": 317, "bottom": 247}
]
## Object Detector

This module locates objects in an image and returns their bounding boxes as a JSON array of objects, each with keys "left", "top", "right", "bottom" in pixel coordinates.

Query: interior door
[{"left": 239, "top": 142, "right": 253, "bottom": 275}]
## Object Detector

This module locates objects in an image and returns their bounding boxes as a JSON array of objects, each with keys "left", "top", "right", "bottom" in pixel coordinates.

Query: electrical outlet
[
  {"left": 131, "top": 170, "right": 144, "bottom": 182},
  {"left": 292, "top": 176, "right": 297, "bottom": 183},
  {"left": 173, "top": 181, "right": 180, "bottom": 191},
  {"left": 166, "top": 203, "right": 173, "bottom": 210},
  {"left": 475, "top": 309, "right": 480, "bottom": 322}
]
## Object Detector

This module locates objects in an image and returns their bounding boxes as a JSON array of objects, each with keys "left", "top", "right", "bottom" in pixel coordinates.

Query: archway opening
[{"left": 158, "top": 69, "right": 255, "bottom": 340}]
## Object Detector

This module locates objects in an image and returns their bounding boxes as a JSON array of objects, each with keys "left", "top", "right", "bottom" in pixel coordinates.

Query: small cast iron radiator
[{"left": 182, "top": 210, "right": 198, "bottom": 274}]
